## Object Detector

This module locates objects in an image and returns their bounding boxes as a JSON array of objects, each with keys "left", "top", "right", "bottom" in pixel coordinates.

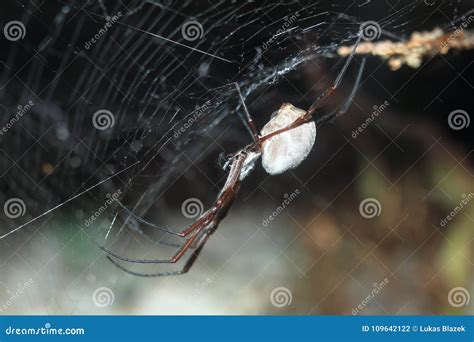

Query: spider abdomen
[{"left": 260, "top": 103, "right": 316, "bottom": 175}]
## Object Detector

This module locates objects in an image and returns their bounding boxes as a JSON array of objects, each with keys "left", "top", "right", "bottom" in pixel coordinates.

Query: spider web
[{"left": 0, "top": 0, "right": 467, "bottom": 250}]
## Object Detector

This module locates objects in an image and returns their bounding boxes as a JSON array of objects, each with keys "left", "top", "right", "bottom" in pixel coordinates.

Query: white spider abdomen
[{"left": 260, "top": 103, "right": 316, "bottom": 175}]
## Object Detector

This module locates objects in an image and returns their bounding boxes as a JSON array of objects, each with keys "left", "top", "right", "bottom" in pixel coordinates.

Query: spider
[{"left": 98, "top": 34, "right": 365, "bottom": 277}]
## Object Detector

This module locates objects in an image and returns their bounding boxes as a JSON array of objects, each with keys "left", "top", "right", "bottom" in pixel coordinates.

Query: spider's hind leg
[{"left": 105, "top": 231, "right": 212, "bottom": 278}]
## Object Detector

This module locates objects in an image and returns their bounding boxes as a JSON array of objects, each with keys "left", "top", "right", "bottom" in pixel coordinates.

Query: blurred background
[{"left": 0, "top": 0, "right": 472, "bottom": 315}]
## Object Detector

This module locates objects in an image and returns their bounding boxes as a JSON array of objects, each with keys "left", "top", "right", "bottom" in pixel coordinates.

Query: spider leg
[
  {"left": 122, "top": 216, "right": 182, "bottom": 248},
  {"left": 105, "top": 232, "right": 212, "bottom": 277},
  {"left": 306, "top": 32, "right": 363, "bottom": 118},
  {"left": 315, "top": 56, "right": 367, "bottom": 126},
  {"left": 337, "top": 56, "right": 366, "bottom": 115},
  {"left": 259, "top": 33, "right": 364, "bottom": 144},
  {"left": 191, "top": 223, "right": 216, "bottom": 248},
  {"left": 235, "top": 82, "right": 259, "bottom": 144},
  {"left": 100, "top": 151, "right": 248, "bottom": 273},
  {"left": 115, "top": 199, "right": 207, "bottom": 238},
  {"left": 95, "top": 213, "right": 212, "bottom": 264}
]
